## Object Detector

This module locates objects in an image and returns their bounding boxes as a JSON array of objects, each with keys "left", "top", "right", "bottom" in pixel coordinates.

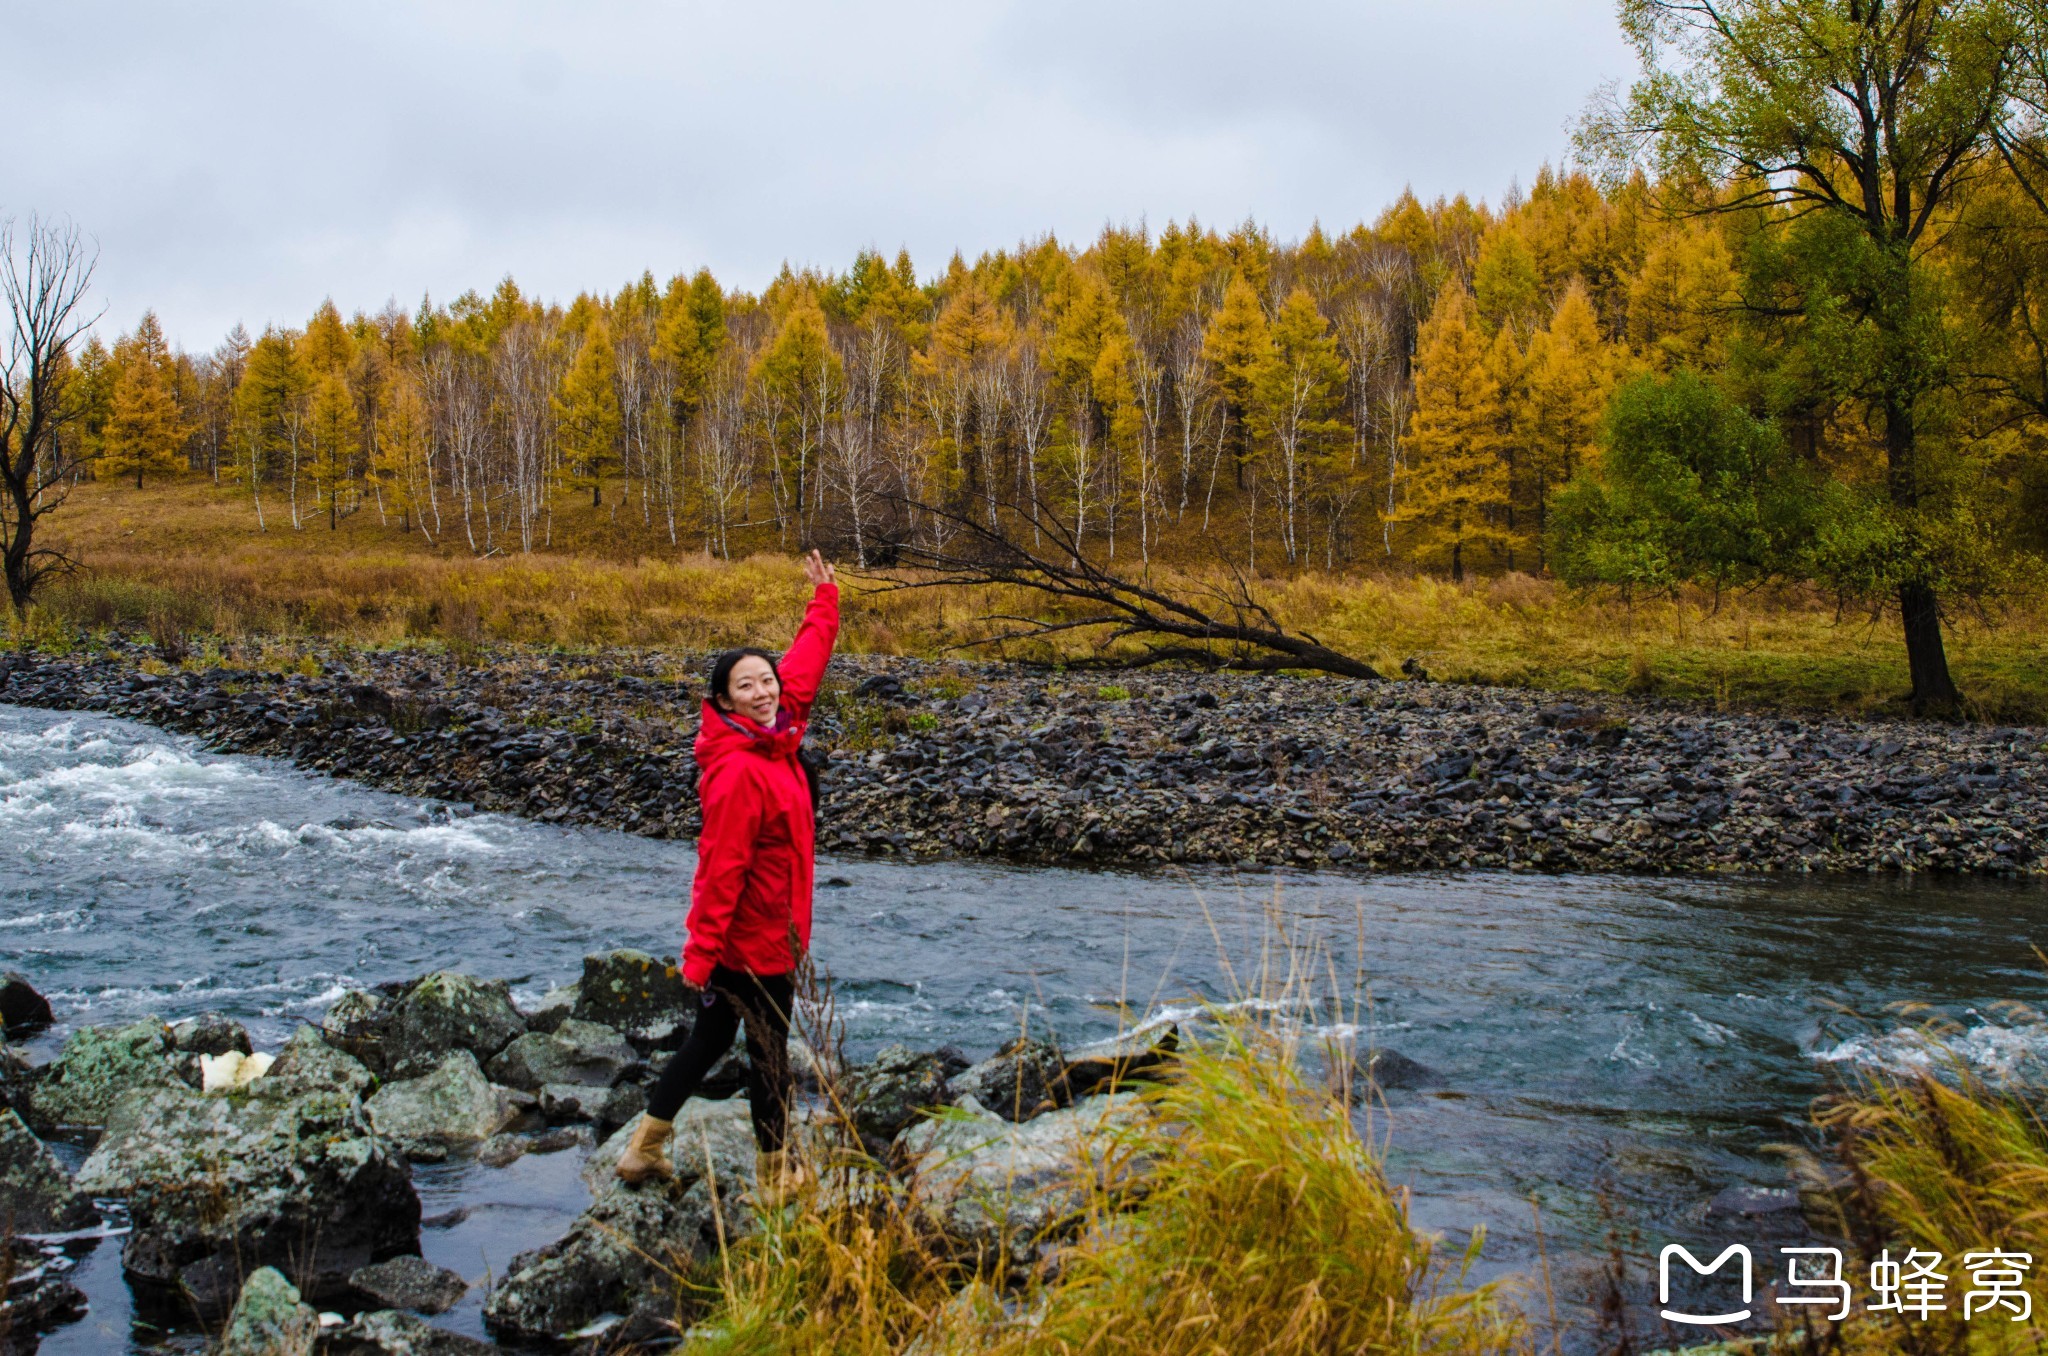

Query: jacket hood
[{"left": 694, "top": 699, "right": 804, "bottom": 771}]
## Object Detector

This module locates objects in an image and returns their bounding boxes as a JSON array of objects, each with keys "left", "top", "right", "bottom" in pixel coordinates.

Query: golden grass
[
  {"left": 1786, "top": 1016, "right": 2048, "bottom": 1355},
  {"left": 678, "top": 1019, "right": 1528, "bottom": 1356},
  {"left": 26, "top": 477, "right": 2048, "bottom": 722}
]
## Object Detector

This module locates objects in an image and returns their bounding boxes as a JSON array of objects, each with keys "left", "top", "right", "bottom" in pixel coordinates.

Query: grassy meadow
[{"left": 22, "top": 479, "right": 2048, "bottom": 724}]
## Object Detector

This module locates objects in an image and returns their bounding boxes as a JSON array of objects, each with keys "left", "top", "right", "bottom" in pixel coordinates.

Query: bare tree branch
[{"left": 853, "top": 493, "right": 1382, "bottom": 681}]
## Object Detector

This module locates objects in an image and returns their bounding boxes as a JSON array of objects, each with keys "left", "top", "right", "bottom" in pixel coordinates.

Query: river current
[{"left": 2, "top": 703, "right": 2043, "bottom": 1350}]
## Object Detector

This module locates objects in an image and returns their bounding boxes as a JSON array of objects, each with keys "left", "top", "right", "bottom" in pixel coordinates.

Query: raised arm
[{"left": 777, "top": 551, "right": 839, "bottom": 718}]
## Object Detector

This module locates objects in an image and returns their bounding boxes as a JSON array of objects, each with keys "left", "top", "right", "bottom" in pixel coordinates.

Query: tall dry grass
[
  {"left": 25, "top": 477, "right": 2048, "bottom": 721},
  {"left": 676, "top": 1016, "right": 1528, "bottom": 1356},
  {"left": 1791, "top": 1020, "right": 2048, "bottom": 1356}
]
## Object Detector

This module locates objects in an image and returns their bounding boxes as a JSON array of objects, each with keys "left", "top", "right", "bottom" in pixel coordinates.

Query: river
[{"left": 2, "top": 703, "right": 2042, "bottom": 1351}]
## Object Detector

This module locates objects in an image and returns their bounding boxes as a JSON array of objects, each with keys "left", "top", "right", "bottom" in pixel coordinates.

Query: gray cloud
[{"left": 17, "top": 0, "right": 1634, "bottom": 349}]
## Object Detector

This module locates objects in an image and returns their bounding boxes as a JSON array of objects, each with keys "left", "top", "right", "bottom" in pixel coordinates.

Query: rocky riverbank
[
  {"left": 0, "top": 959, "right": 1181, "bottom": 1351},
  {"left": 0, "top": 640, "right": 2041, "bottom": 877}
]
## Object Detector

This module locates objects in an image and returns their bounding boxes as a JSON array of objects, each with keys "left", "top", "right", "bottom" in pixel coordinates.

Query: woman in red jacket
[{"left": 617, "top": 550, "right": 839, "bottom": 1186}]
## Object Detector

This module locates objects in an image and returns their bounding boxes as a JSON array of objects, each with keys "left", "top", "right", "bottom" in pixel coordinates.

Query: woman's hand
[{"left": 802, "top": 549, "right": 836, "bottom": 590}]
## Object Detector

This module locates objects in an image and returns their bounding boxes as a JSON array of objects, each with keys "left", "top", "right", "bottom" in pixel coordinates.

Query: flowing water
[{"left": 2, "top": 703, "right": 2044, "bottom": 1351}]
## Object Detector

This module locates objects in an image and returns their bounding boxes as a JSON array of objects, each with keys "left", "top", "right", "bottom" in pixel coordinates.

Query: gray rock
[
  {"left": 1354, "top": 1048, "right": 1445, "bottom": 1093},
  {"left": 1707, "top": 1185, "right": 1803, "bottom": 1218},
  {"left": 475, "top": 1133, "right": 527, "bottom": 1168},
  {"left": 25, "top": 1018, "right": 177, "bottom": 1130},
  {"left": 529, "top": 1124, "right": 594, "bottom": 1154},
  {"left": 485, "top": 1018, "right": 635, "bottom": 1091},
  {"left": 364, "top": 1051, "right": 520, "bottom": 1151},
  {"left": 383, "top": 973, "right": 526, "bottom": 1079},
  {"left": 348, "top": 1255, "right": 468, "bottom": 1314},
  {"left": 169, "top": 1012, "right": 251, "bottom": 1058},
  {"left": 321, "top": 1308, "right": 496, "bottom": 1355},
  {"left": 0, "top": 1108, "right": 96, "bottom": 1232},
  {"left": 571, "top": 950, "right": 690, "bottom": 1046},
  {"left": 323, "top": 989, "right": 389, "bottom": 1047},
  {"left": 0, "top": 1237, "right": 87, "bottom": 1345},
  {"left": 898, "top": 1092, "right": 1146, "bottom": 1264},
  {"left": 1057, "top": 1025, "right": 1179, "bottom": 1101},
  {"left": 268, "top": 1026, "right": 377, "bottom": 1099},
  {"left": 216, "top": 1265, "right": 319, "bottom": 1356},
  {"left": 78, "top": 1079, "right": 419, "bottom": 1315},
  {"left": 947, "top": 1035, "right": 1064, "bottom": 1122},
  {"left": 520, "top": 985, "right": 578, "bottom": 1036},
  {"left": 0, "top": 973, "right": 53, "bottom": 1035},
  {"left": 840, "top": 1044, "right": 954, "bottom": 1154},
  {"left": 538, "top": 1080, "right": 643, "bottom": 1127},
  {"left": 481, "top": 1180, "right": 717, "bottom": 1343}
]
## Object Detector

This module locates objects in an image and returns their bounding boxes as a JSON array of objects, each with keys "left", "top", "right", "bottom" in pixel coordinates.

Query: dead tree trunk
[{"left": 863, "top": 494, "right": 1381, "bottom": 681}]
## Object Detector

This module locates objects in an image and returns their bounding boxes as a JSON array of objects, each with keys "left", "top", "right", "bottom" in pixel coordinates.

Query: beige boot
[
  {"left": 754, "top": 1148, "right": 804, "bottom": 1209},
  {"left": 615, "top": 1114, "right": 675, "bottom": 1184}
]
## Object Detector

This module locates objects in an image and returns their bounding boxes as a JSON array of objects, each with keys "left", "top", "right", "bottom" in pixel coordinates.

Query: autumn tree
[
  {"left": 233, "top": 329, "right": 312, "bottom": 530},
  {"left": 372, "top": 370, "right": 432, "bottom": 534},
  {"left": 1391, "top": 282, "right": 1511, "bottom": 581},
  {"left": 104, "top": 312, "right": 186, "bottom": 488},
  {"left": 1202, "top": 275, "right": 1271, "bottom": 494},
  {"left": 1254, "top": 287, "right": 1350, "bottom": 564},
  {"left": 308, "top": 371, "right": 360, "bottom": 528},
  {"left": 556, "top": 319, "right": 622, "bottom": 508},
  {"left": 1589, "top": 0, "right": 2044, "bottom": 709},
  {"left": 1519, "top": 281, "right": 1621, "bottom": 564},
  {"left": 752, "top": 291, "right": 840, "bottom": 538}
]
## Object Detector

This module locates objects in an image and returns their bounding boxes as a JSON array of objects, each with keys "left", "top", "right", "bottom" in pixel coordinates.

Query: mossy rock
[
  {"left": 24, "top": 1018, "right": 177, "bottom": 1131},
  {"left": 572, "top": 950, "right": 690, "bottom": 1047}
]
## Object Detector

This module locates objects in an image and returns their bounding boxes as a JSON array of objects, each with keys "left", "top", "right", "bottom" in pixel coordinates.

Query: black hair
[{"left": 708, "top": 647, "right": 779, "bottom": 711}]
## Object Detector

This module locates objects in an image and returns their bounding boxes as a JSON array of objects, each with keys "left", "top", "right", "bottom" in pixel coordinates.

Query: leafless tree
[
  {"left": 865, "top": 493, "right": 1382, "bottom": 680},
  {"left": 0, "top": 218, "right": 100, "bottom": 614}
]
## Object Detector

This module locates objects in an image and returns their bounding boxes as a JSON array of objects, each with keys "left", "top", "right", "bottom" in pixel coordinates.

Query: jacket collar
[{"left": 695, "top": 699, "right": 803, "bottom": 763}]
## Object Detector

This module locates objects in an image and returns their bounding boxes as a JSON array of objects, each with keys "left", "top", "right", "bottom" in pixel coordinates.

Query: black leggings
[{"left": 646, "top": 966, "right": 794, "bottom": 1152}]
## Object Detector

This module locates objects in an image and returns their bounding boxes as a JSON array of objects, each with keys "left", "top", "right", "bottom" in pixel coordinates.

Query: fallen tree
[{"left": 854, "top": 497, "right": 1381, "bottom": 681}]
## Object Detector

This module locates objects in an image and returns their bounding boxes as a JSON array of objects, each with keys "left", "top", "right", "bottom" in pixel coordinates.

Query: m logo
[{"left": 1659, "top": 1244, "right": 1754, "bottom": 1325}]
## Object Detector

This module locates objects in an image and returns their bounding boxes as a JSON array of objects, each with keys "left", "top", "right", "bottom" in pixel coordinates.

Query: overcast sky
[{"left": 13, "top": 1, "right": 1637, "bottom": 350}]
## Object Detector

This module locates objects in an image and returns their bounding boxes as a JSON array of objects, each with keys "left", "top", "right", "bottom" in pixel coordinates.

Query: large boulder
[
  {"left": 897, "top": 1092, "right": 1146, "bottom": 1266},
  {"left": 0, "top": 1108, "right": 96, "bottom": 1232},
  {"left": 382, "top": 973, "right": 526, "bottom": 1079},
  {"left": 481, "top": 1179, "right": 718, "bottom": 1344},
  {"left": 348, "top": 1255, "right": 469, "bottom": 1314},
  {"left": 0, "top": 973, "right": 52, "bottom": 1036},
  {"left": 24, "top": 1018, "right": 177, "bottom": 1130},
  {"left": 322, "top": 1308, "right": 496, "bottom": 1355},
  {"left": 485, "top": 1019, "right": 636, "bottom": 1091},
  {"left": 948, "top": 1036, "right": 1065, "bottom": 1122},
  {"left": 839, "top": 1044, "right": 961, "bottom": 1156},
  {"left": 76, "top": 1079, "right": 419, "bottom": 1316},
  {"left": 584, "top": 1097, "right": 758, "bottom": 1196},
  {"left": 571, "top": 950, "right": 691, "bottom": 1047},
  {"left": 216, "top": 1265, "right": 319, "bottom": 1356},
  {"left": 364, "top": 1051, "right": 521, "bottom": 1153},
  {"left": 268, "top": 1025, "right": 377, "bottom": 1099}
]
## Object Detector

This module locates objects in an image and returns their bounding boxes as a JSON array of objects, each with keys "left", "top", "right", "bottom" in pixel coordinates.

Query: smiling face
[{"left": 718, "top": 654, "right": 781, "bottom": 726}]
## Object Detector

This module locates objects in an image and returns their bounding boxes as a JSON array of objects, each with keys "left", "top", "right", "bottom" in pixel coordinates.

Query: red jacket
[{"left": 682, "top": 582, "right": 839, "bottom": 986}]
